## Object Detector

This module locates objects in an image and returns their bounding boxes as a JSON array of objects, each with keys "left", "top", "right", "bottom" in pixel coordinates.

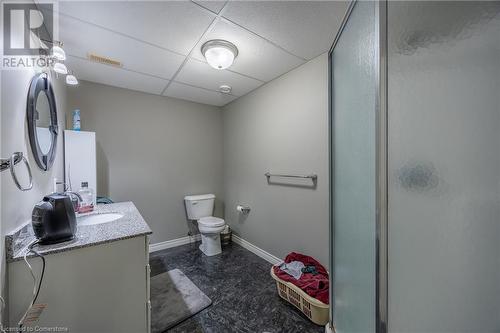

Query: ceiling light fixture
[
  {"left": 51, "top": 45, "right": 66, "bottom": 61},
  {"left": 219, "top": 85, "right": 232, "bottom": 94},
  {"left": 53, "top": 62, "right": 68, "bottom": 75},
  {"left": 66, "top": 74, "right": 79, "bottom": 86},
  {"left": 201, "top": 40, "right": 238, "bottom": 70}
]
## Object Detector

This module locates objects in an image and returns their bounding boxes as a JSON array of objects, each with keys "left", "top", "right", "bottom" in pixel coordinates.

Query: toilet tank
[{"left": 184, "top": 194, "right": 215, "bottom": 220}]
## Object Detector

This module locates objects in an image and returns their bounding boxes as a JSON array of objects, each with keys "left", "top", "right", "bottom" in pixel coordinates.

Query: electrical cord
[{"left": 18, "top": 240, "right": 46, "bottom": 332}]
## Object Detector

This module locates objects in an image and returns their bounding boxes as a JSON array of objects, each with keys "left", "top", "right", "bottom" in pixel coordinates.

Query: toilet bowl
[
  {"left": 197, "top": 216, "right": 225, "bottom": 256},
  {"left": 184, "top": 194, "right": 225, "bottom": 256}
]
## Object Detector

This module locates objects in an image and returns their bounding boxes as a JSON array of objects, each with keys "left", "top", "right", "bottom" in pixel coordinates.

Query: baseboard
[
  {"left": 150, "top": 234, "right": 281, "bottom": 265},
  {"left": 232, "top": 235, "right": 281, "bottom": 265},
  {"left": 149, "top": 234, "right": 201, "bottom": 253}
]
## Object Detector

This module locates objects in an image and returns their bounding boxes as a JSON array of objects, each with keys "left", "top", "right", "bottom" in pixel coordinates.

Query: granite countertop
[{"left": 5, "top": 202, "right": 152, "bottom": 262}]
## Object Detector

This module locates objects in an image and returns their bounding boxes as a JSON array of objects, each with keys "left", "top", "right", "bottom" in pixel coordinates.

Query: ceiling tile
[
  {"left": 165, "top": 82, "right": 237, "bottom": 107},
  {"left": 67, "top": 56, "right": 169, "bottom": 95},
  {"left": 192, "top": 0, "right": 227, "bottom": 14},
  {"left": 222, "top": 1, "right": 349, "bottom": 60},
  {"left": 54, "top": 1, "right": 346, "bottom": 106},
  {"left": 59, "top": 15, "right": 184, "bottom": 80},
  {"left": 191, "top": 19, "right": 304, "bottom": 82},
  {"left": 176, "top": 58, "right": 263, "bottom": 97},
  {"left": 58, "top": 1, "right": 215, "bottom": 55}
]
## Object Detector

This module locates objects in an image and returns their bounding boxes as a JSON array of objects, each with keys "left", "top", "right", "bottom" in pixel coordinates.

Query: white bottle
[{"left": 78, "top": 182, "right": 95, "bottom": 213}]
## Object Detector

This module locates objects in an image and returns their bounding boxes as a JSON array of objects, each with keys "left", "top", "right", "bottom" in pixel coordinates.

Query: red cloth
[{"left": 273, "top": 252, "right": 329, "bottom": 304}]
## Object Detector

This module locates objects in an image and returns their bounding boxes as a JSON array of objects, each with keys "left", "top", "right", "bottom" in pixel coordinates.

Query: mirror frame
[{"left": 27, "top": 72, "right": 58, "bottom": 171}]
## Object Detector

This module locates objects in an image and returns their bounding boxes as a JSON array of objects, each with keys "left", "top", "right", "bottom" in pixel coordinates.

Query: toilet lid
[{"left": 198, "top": 217, "right": 225, "bottom": 227}]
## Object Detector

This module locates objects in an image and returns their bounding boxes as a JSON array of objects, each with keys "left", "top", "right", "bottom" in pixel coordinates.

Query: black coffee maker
[{"left": 32, "top": 194, "right": 77, "bottom": 244}]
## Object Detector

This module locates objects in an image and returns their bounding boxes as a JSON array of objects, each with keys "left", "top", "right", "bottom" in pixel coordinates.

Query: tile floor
[{"left": 150, "top": 241, "right": 325, "bottom": 333}]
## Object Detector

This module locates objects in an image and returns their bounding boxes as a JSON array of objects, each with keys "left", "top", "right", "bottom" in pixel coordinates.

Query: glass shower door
[
  {"left": 330, "top": 1, "right": 379, "bottom": 332},
  {"left": 387, "top": 2, "right": 500, "bottom": 332},
  {"left": 330, "top": 2, "right": 499, "bottom": 332}
]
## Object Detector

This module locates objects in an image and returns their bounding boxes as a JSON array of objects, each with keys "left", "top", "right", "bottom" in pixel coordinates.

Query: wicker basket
[{"left": 270, "top": 267, "right": 329, "bottom": 325}]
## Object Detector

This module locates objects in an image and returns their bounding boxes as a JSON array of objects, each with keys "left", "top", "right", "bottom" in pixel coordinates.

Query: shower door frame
[{"left": 328, "top": 1, "right": 388, "bottom": 332}]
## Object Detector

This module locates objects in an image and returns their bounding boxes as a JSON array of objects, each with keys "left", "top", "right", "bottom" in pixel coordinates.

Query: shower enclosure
[{"left": 329, "top": 1, "right": 500, "bottom": 332}]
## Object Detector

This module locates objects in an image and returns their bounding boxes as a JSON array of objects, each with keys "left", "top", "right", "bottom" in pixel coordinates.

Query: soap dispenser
[{"left": 77, "top": 182, "right": 95, "bottom": 213}]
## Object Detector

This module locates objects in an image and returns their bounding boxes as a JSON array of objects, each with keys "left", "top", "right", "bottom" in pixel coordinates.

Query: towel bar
[
  {"left": 265, "top": 172, "right": 317, "bottom": 181},
  {"left": 0, "top": 152, "right": 33, "bottom": 191}
]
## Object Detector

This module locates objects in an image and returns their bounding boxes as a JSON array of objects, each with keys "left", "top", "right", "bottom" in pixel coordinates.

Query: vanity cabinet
[{"left": 8, "top": 235, "right": 151, "bottom": 333}]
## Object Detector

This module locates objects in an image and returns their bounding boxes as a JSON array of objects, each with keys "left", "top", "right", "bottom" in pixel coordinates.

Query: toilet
[{"left": 184, "top": 194, "right": 225, "bottom": 256}]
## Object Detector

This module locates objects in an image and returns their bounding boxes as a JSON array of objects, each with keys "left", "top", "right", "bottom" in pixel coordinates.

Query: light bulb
[
  {"left": 54, "top": 62, "right": 68, "bottom": 74},
  {"left": 66, "top": 74, "right": 78, "bottom": 85},
  {"left": 51, "top": 45, "right": 66, "bottom": 61}
]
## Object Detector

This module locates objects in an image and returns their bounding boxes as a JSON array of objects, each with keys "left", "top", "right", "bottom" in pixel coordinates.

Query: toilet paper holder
[{"left": 237, "top": 205, "right": 251, "bottom": 214}]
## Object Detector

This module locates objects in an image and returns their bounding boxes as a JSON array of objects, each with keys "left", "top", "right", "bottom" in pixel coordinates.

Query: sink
[{"left": 78, "top": 213, "right": 124, "bottom": 226}]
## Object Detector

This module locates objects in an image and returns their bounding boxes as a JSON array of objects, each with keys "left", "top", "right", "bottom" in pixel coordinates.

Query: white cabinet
[
  {"left": 8, "top": 236, "right": 150, "bottom": 333},
  {"left": 64, "top": 130, "right": 96, "bottom": 202}
]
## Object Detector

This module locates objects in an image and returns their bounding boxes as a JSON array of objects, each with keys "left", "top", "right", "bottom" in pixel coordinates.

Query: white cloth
[{"left": 278, "top": 261, "right": 305, "bottom": 280}]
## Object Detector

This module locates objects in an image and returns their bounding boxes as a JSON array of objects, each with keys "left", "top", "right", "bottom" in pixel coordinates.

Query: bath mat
[{"left": 151, "top": 269, "right": 212, "bottom": 332}]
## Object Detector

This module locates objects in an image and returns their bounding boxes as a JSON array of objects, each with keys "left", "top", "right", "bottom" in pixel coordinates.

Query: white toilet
[{"left": 184, "top": 194, "right": 225, "bottom": 256}]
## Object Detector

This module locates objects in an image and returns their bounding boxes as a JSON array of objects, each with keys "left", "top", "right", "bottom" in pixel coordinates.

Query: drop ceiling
[{"left": 56, "top": 1, "right": 349, "bottom": 106}]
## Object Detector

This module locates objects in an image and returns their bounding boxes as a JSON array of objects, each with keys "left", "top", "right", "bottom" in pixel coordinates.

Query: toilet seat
[{"left": 198, "top": 216, "right": 225, "bottom": 228}]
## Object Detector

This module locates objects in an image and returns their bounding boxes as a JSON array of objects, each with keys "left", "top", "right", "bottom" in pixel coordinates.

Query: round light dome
[
  {"left": 201, "top": 40, "right": 238, "bottom": 70},
  {"left": 51, "top": 45, "right": 66, "bottom": 61},
  {"left": 66, "top": 74, "right": 79, "bottom": 86},
  {"left": 53, "top": 62, "right": 68, "bottom": 74}
]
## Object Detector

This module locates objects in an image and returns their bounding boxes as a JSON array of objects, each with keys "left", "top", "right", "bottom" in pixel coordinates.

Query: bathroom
[{"left": 1, "top": 1, "right": 499, "bottom": 332}]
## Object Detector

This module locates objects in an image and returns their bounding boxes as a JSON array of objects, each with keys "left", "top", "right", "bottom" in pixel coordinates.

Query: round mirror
[
  {"left": 27, "top": 73, "right": 58, "bottom": 171},
  {"left": 35, "top": 90, "right": 52, "bottom": 155}
]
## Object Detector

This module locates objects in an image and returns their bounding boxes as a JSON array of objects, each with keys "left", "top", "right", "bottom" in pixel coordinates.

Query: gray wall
[
  {"left": 1, "top": 71, "right": 67, "bottom": 232},
  {"left": 222, "top": 54, "right": 329, "bottom": 266},
  {"left": 1, "top": 69, "right": 67, "bottom": 312},
  {"left": 66, "top": 82, "right": 224, "bottom": 244},
  {"left": 65, "top": 54, "right": 329, "bottom": 261}
]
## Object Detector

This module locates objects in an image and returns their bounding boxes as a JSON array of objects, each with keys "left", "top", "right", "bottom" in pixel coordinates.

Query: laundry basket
[{"left": 270, "top": 267, "right": 329, "bottom": 325}]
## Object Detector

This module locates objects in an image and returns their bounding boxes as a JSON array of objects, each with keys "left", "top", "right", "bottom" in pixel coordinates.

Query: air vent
[{"left": 87, "top": 53, "right": 122, "bottom": 67}]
